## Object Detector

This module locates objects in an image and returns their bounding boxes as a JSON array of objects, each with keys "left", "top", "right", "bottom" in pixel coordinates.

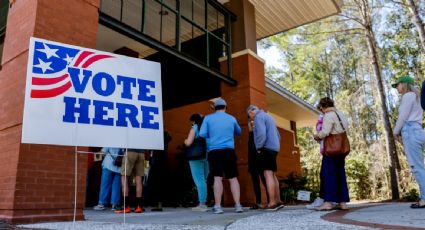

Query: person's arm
[
  {"left": 253, "top": 117, "right": 266, "bottom": 150},
  {"left": 234, "top": 119, "right": 241, "bottom": 136},
  {"left": 199, "top": 118, "right": 208, "bottom": 138},
  {"left": 394, "top": 93, "right": 415, "bottom": 135},
  {"left": 184, "top": 128, "right": 196, "bottom": 146}
]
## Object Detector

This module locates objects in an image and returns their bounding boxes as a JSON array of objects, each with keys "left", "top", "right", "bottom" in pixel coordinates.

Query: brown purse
[{"left": 324, "top": 112, "right": 350, "bottom": 157}]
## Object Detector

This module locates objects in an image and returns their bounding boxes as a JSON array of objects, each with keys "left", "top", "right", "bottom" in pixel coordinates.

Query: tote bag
[
  {"left": 185, "top": 137, "right": 206, "bottom": 160},
  {"left": 324, "top": 112, "right": 350, "bottom": 157}
]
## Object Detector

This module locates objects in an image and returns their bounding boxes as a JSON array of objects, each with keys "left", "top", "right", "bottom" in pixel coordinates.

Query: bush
[
  {"left": 279, "top": 173, "right": 308, "bottom": 204},
  {"left": 402, "top": 188, "right": 419, "bottom": 202}
]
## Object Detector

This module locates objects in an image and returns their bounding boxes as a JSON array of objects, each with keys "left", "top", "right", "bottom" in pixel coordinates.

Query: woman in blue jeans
[
  {"left": 184, "top": 113, "right": 209, "bottom": 211},
  {"left": 393, "top": 76, "right": 425, "bottom": 208},
  {"left": 93, "top": 147, "right": 123, "bottom": 211}
]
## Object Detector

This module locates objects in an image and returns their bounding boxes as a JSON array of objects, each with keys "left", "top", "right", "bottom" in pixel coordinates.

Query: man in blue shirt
[
  {"left": 199, "top": 98, "right": 243, "bottom": 214},
  {"left": 247, "top": 105, "right": 283, "bottom": 211}
]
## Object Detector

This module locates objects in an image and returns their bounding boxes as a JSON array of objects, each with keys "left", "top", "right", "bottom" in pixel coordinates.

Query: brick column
[
  {"left": 0, "top": 0, "right": 99, "bottom": 224},
  {"left": 219, "top": 49, "right": 267, "bottom": 206}
]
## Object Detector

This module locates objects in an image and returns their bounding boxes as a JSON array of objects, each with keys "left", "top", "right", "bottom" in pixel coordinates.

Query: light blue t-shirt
[
  {"left": 101, "top": 147, "right": 122, "bottom": 173},
  {"left": 199, "top": 111, "right": 241, "bottom": 152}
]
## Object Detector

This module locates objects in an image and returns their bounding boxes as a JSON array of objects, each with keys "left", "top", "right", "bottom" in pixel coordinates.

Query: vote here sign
[{"left": 22, "top": 37, "right": 164, "bottom": 150}]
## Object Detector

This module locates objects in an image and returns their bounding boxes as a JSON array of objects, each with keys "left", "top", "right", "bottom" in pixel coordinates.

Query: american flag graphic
[{"left": 31, "top": 41, "right": 113, "bottom": 98}]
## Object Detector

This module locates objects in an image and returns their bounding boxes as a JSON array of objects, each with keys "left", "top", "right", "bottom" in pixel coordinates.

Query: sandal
[
  {"left": 337, "top": 202, "right": 349, "bottom": 210},
  {"left": 410, "top": 202, "right": 425, "bottom": 209},
  {"left": 315, "top": 202, "right": 333, "bottom": 211}
]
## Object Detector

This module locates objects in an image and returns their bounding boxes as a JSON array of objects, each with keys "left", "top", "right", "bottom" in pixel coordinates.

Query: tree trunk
[
  {"left": 407, "top": 0, "right": 425, "bottom": 51},
  {"left": 354, "top": 0, "right": 400, "bottom": 200},
  {"left": 364, "top": 25, "right": 400, "bottom": 199}
]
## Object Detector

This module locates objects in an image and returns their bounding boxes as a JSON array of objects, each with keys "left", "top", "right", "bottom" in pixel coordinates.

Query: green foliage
[
  {"left": 402, "top": 189, "right": 419, "bottom": 202},
  {"left": 260, "top": 0, "right": 425, "bottom": 201},
  {"left": 279, "top": 173, "right": 308, "bottom": 204},
  {"left": 345, "top": 157, "right": 372, "bottom": 200}
]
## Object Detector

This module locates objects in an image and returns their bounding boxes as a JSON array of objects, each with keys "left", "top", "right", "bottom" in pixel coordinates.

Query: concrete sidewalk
[{"left": 18, "top": 202, "right": 425, "bottom": 229}]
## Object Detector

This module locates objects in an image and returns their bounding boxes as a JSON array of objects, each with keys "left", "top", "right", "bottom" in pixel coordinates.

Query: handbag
[
  {"left": 324, "top": 112, "right": 350, "bottom": 157},
  {"left": 185, "top": 136, "right": 206, "bottom": 160},
  {"left": 112, "top": 149, "right": 124, "bottom": 167}
]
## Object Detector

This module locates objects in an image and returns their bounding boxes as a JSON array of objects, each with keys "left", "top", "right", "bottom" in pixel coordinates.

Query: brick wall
[{"left": 0, "top": 0, "right": 99, "bottom": 224}]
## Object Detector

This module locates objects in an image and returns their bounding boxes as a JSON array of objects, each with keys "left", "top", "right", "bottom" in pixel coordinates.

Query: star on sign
[
  {"left": 64, "top": 54, "right": 73, "bottom": 65},
  {"left": 34, "top": 58, "right": 53, "bottom": 73},
  {"left": 37, "top": 43, "right": 59, "bottom": 59}
]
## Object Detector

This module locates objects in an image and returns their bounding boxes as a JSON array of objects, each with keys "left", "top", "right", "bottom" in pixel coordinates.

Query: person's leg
[
  {"left": 213, "top": 176, "right": 223, "bottom": 206},
  {"left": 98, "top": 168, "right": 113, "bottom": 206},
  {"left": 189, "top": 160, "right": 208, "bottom": 204},
  {"left": 134, "top": 175, "right": 144, "bottom": 212},
  {"left": 111, "top": 172, "right": 122, "bottom": 206},
  {"left": 316, "top": 155, "right": 336, "bottom": 210},
  {"left": 335, "top": 156, "right": 349, "bottom": 203},
  {"left": 264, "top": 170, "right": 277, "bottom": 206},
  {"left": 133, "top": 153, "right": 145, "bottom": 211},
  {"left": 402, "top": 125, "right": 425, "bottom": 203},
  {"left": 319, "top": 156, "right": 325, "bottom": 198},
  {"left": 259, "top": 172, "right": 269, "bottom": 203},
  {"left": 229, "top": 177, "right": 241, "bottom": 204},
  {"left": 273, "top": 173, "right": 282, "bottom": 204},
  {"left": 249, "top": 171, "right": 262, "bottom": 205}
]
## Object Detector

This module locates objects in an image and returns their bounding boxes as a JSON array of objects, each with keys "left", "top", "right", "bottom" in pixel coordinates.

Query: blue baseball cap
[{"left": 214, "top": 98, "right": 227, "bottom": 107}]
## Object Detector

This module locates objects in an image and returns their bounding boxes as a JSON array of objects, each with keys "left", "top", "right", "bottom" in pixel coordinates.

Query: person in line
[
  {"left": 393, "top": 76, "right": 425, "bottom": 209},
  {"left": 93, "top": 147, "right": 123, "bottom": 211},
  {"left": 199, "top": 98, "right": 243, "bottom": 214},
  {"left": 115, "top": 149, "right": 145, "bottom": 214},
  {"left": 184, "top": 113, "right": 209, "bottom": 212},
  {"left": 306, "top": 108, "right": 325, "bottom": 209},
  {"left": 247, "top": 105, "right": 283, "bottom": 211},
  {"left": 313, "top": 97, "right": 350, "bottom": 211},
  {"left": 248, "top": 117, "right": 269, "bottom": 209}
]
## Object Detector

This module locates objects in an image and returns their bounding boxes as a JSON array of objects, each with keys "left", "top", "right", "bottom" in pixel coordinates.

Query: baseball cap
[
  {"left": 391, "top": 75, "right": 415, "bottom": 88},
  {"left": 214, "top": 98, "right": 227, "bottom": 107}
]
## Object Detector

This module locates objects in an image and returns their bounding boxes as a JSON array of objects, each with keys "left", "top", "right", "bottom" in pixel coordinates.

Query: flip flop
[{"left": 410, "top": 203, "right": 425, "bottom": 209}]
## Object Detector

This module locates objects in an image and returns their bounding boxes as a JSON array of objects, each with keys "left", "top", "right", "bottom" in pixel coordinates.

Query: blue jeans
[
  {"left": 189, "top": 159, "right": 209, "bottom": 203},
  {"left": 322, "top": 155, "right": 349, "bottom": 203},
  {"left": 401, "top": 122, "right": 425, "bottom": 201},
  {"left": 98, "top": 168, "right": 122, "bottom": 205}
]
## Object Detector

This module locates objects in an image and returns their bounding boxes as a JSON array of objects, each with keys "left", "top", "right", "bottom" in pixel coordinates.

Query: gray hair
[{"left": 246, "top": 104, "right": 259, "bottom": 114}]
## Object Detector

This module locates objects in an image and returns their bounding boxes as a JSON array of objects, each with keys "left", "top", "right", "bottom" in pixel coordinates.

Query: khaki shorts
[{"left": 121, "top": 151, "right": 145, "bottom": 176}]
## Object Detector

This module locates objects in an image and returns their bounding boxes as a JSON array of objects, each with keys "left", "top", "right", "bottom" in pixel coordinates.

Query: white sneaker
[
  {"left": 306, "top": 198, "right": 324, "bottom": 210},
  {"left": 93, "top": 204, "right": 105, "bottom": 211},
  {"left": 212, "top": 206, "right": 224, "bottom": 214},
  {"left": 235, "top": 204, "right": 244, "bottom": 213},
  {"left": 192, "top": 204, "right": 208, "bottom": 212}
]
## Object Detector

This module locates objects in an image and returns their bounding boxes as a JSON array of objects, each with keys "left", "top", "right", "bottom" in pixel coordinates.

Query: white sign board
[
  {"left": 22, "top": 37, "right": 164, "bottom": 149},
  {"left": 297, "top": 190, "right": 311, "bottom": 201}
]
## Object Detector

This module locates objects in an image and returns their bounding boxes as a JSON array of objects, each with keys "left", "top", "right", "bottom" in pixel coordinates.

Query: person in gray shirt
[
  {"left": 247, "top": 105, "right": 283, "bottom": 211},
  {"left": 393, "top": 76, "right": 425, "bottom": 209}
]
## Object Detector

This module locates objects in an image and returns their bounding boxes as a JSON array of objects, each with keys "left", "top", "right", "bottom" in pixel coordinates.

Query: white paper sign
[
  {"left": 297, "top": 190, "right": 311, "bottom": 201},
  {"left": 22, "top": 37, "right": 164, "bottom": 149}
]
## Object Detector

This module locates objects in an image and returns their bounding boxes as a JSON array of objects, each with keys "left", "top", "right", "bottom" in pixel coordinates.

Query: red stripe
[
  {"left": 30, "top": 81, "right": 72, "bottom": 98},
  {"left": 73, "top": 51, "right": 94, "bottom": 67},
  {"left": 81, "top": 54, "right": 113, "bottom": 68},
  {"left": 32, "top": 74, "right": 69, "bottom": 85}
]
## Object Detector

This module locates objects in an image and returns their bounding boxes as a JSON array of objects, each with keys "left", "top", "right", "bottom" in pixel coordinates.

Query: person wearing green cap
[{"left": 393, "top": 75, "right": 425, "bottom": 209}]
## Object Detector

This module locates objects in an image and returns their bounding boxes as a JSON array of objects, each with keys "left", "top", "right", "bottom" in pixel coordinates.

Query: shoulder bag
[
  {"left": 185, "top": 136, "right": 206, "bottom": 160},
  {"left": 324, "top": 112, "right": 350, "bottom": 157}
]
